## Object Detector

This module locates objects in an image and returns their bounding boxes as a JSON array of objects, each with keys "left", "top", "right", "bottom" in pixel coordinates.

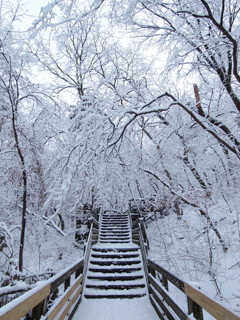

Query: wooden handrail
[
  {"left": 42, "top": 275, "right": 83, "bottom": 320},
  {"left": 92, "top": 216, "right": 99, "bottom": 228},
  {"left": 3, "top": 209, "right": 238, "bottom": 320},
  {"left": 139, "top": 218, "right": 150, "bottom": 250},
  {"left": 0, "top": 259, "right": 84, "bottom": 320},
  {"left": 148, "top": 259, "right": 185, "bottom": 292},
  {"left": 131, "top": 216, "right": 150, "bottom": 292},
  {"left": 131, "top": 217, "right": 150, "bottom": 251},
  {"left": 0, "top": 213, "right": 98, "bottom": 320},
  {"left": 130, "top": 215, "right": 239, "bottom": 320},
  {"left": 138, "top": 221, "right": 149, "bottom": 290},
  {"left": 82, "top": 218, "right": 94, "bottom": 289},
  {"left": 148, "top": 258, "right": 240, "bottom": 320}
]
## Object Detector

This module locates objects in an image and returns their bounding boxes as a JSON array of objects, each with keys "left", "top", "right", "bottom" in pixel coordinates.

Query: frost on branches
[{"left": 0, "top": 0, "right": 239, "bottom": 314}]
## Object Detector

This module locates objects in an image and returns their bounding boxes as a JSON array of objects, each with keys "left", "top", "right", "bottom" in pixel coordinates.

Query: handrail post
[
  {"left": 98, "top": 212, "right": 102, "bottom": 243},
  {"left": 87, "top": 216, "right": 93, "bottom": 230},
  {"left": 148, "top": 263, "right": 156, "bottom": 279},
  {"left": 139, "top": 217, "right": 149, "bottom": 251},
  {"left": 31, "top": 297, "right": 48, "bottom": 320},
  {"left": 162, "top": 276, "right": 168, "bottom": 291},
  {"left": 128, "top": 207, "right": 133, "bottom": 238},
  {"left": 76, "top": 264, "right": 83, "bottom": 279},
  {"left": 187, "top": 297, "right": 204, "bottom": 320},
  {"left": 64, "top": 277, "right": 71, "bottom": 291}
]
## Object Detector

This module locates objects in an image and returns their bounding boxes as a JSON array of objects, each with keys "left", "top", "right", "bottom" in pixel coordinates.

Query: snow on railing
[
  {"left": 0, "top": 217, "right": 98, "bottom": 320},
  {"left": 0, "top": 259, "right": 84, "bottom": 320},
  {"left": 138, "top": 218, "right": 149, "bottom": 291},
  {"left": 82, "top": 217, "right": 94, "bottom": 289},
  {"left": 148, "top": 259, "right": 240, "bottom": 320},
  {"left": 130, "top": 211, "right": 239, "bottom": 320}
]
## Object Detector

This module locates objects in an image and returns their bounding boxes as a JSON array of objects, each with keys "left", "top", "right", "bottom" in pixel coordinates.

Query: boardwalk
[
  {"left": 73, "top": 211, "right": 159, "bottom": 319},
  {"left": 0, "top": 210, "right": 239, "bottom": 320}
]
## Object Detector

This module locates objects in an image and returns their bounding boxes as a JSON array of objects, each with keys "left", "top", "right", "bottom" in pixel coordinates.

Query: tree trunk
[{"left": 11, "top": 107, "right": 27, "bottom": 272}]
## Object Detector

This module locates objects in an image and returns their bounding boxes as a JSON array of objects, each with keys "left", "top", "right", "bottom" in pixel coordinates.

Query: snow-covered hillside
[{"left": 147, "top": 201, "right": 240, "bottom": 316}]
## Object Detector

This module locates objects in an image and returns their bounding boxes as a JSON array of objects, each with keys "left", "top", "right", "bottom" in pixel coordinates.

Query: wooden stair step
[
  {"left": 100, "top": 233, "right": 130, "bottom": 236},
  {"left": 102, "top": 219, "right": 128, "bottom": 221},
  {"left": 87, "top": 275, "right": 144, "bottom": 281},
  {"left": 89, "top": 260, "right": 141, "bottom": 266},
  {"left": 88, "top": 267, "right": 142, "bottom": 273},
  {"left": 99, "top": 236, "right": 130, "bottom": 238},
  {"left": 101, "top": 228, "right": 129, "bottom": 230},
  {"left": 101, "top": 221, "right": 128, "bottom": 224},
  {"left": 101, "top": 224, "right": 128, "bottom": 226},
  {"left": 84, "top": 293, "right": 146, "bottom": 299},
  {"left": 91, "top": 248, "right": 139, "bottom": 252},
  {"left": 91, "top": 254, "right": 140, "bottom": 259},
  {"left": 102, "top": 215, "right": 128, "bottom": 218},
  {"left": 85, "top": 284, "right": 145, "bottom": 290},
  {"left": 99, "top": 241, "right": 131, "bottom": 243},
  {"left": 100, "top": 230, "right": 130, "bottom": 233},
  {"left": 99, "top": 235, "right": 130, "bottom": 237}
]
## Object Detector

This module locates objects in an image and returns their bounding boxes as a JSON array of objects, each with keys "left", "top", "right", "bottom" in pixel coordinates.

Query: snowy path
[
  {"left": 72, "top": 211, "right": 160, "bottom": 319},
  {"left": 72, "top": 296, "right": 160, "bottom": 320}
]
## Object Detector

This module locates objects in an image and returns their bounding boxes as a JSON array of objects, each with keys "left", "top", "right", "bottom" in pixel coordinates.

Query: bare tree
[
  {"left": 119, "top": 0, "right": 240, "bottom": 111},
  {"left": 0, "top": 2, "right": 46, "bottom": 271}
]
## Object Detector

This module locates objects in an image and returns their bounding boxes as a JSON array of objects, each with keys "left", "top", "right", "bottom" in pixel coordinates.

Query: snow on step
[
  {"left": 99, "top": 212, "right": 131, "bottom": 244},
  {"left": 73, "top": 296, "right": 160, "bottom": 320},
  {"left": 82, "top": 211, "right": 148, "bottom": 300}
]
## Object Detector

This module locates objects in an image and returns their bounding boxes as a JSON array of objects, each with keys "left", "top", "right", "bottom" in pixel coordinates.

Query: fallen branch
[{"left": 0, "top": 284, "right": 35, "bottom": 297}]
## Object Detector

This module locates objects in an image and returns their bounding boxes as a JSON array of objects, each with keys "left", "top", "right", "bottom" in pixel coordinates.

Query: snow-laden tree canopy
[{"left": 0, "top": 0, "right": 239, "bottom": 312}]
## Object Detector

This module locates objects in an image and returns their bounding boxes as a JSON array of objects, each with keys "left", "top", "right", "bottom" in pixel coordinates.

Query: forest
[{"left": 0, "top": 0, "right": 239, "bottom": 314}]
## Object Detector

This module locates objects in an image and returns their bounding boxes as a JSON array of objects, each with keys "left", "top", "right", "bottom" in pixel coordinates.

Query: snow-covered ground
[
  {"left": 146, "top": 202, "right": 240, "bottom": 316},
  {"left": 1, "top": 198, "right": 239, "bottom": 320}
]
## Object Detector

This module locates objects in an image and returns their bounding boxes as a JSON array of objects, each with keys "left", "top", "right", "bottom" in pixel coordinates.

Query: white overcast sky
[
  {"left": 24, "top": 0, "right": 49, "bottom": 15},
  {"left": 20, "top": 0, "right": 50, "bottom": 29}
]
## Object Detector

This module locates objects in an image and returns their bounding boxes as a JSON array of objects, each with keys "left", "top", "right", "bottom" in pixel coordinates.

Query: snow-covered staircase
[
  {"left": 83, "top": 211, "right": 148, "bottom": 299},
  {"left": 99, "top": 212, "right": 131, "bottom": 243},
  {"left": 3, "top": 210, "right": 237, "bottom": 320}
]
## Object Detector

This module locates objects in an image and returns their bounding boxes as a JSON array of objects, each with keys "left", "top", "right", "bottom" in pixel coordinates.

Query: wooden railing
[
  {"left": 87, "top": 215, "right": 99, "bottom": 244},
  {"left": 138, "top": 218, "right": 149, "bottom": 290},
  {"left": 131, "top": 215, "right": 150, "bottom": 292},
  {"left": 2, "top": 210, "right": 238, "bottom": 320},
  {"left": 82, "top": 218, "right": 94, "bottom": 289},
  {"left": 130, "top": 213, "right": 240, "bottom": 320},
  {"left": 0, "top": 259, "right": 84, "bottom": 320},
  {"left": 0, "top": 216, "right": 98, "bottom": 320},
  {"left": 148, "top": 259, "right": 240, "bottom": 320},
  {"left": 131, "top": 216, "right": 149, "bottom": 256}
]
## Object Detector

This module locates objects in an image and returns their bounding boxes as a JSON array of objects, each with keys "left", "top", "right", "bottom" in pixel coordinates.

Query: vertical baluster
[
  {"left": 31, "top": 297, "right": 48, "bottom": 320},
  {"left": 148, "top": 265, "right": 156, "bottom": 278},
  {"left": 64, "top": 277, "right": 71, "bottom": 291},
  {"left": 162, "top": 276, "right": 168, "bottom": 290},
  {"left": 75, "top": 265, "right": 83, "bottom": 278},
  {"left": 187, "top": 296, "right": 204, "bottom": 320}
]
